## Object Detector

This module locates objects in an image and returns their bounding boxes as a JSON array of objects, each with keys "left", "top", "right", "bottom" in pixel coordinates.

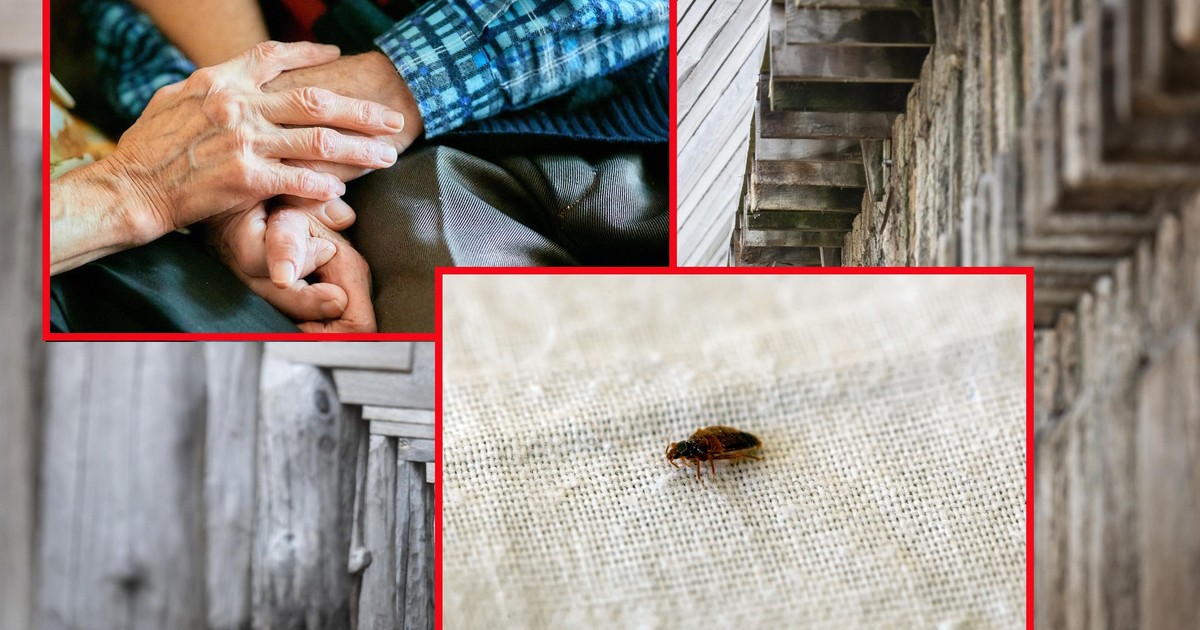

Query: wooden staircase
[{"left": 732, "top": 0, "right": 933, "bottom": 266}]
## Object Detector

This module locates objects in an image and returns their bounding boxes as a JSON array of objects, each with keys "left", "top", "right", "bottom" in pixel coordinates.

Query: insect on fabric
[{"left": 665, "top": 426, "right": 763, "bottom": 481}]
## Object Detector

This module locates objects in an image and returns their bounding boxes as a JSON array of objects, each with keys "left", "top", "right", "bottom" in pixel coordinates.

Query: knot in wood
[
  {"left": 314, "top": 389, "right": 331, "bottom": 414},
  {"left": 348, "top": 547, "right": 372, "bottom": 574}
]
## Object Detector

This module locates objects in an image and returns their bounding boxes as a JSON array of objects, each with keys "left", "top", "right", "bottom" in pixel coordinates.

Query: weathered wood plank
[
  {"left": 396, "top": 462, "right": 434, "bottom": 630},
  {"left": 743, "top": 229, "right": 848, "bottom": 247},
  {"left": 37, "top": 344, "right": 208, "bottom": 629},
  {"left": 738, "top": 245, "right": 827, "bottom": 264},
  {"left": 1136, "top": 329, "right": 1200, "bottom": 630},
  {"left": 266, "top": 342, "right": 414, "bottom": 372},
  {"left": 202, "top": 343, "right": 262, "bottom": 630},
  {"left": 752, "top": 181, "right": 865, "bottom": 211},
  {"left": 758, "top": 97, "right": 898, "bottom": 138},
  {"left": 770, "top": 80, "right": 912, "bottom": 112},
  {"left": 794, "top": 0, "right": 932, "bottom": 9},
  {"left": 1178, "top": 0, "right": 1200, "bottom": 52},
  {"left": 370, "top": 421, "right": 436, "bottom": 440},
  {"left": 0, "top": 62, "right": 42, "bottom": 630},
  {"left": 333, "top": 343, "right": 434, "bottom": 408},
  {"left": 362, "top": 407, "right": 435, "bottom": 425},
  {"left": 395, "top": 439, "right": 437, "bottom": 463},
  {"left": 358, "top": 435, "right": 398, "bottom": 630},
  {"left": 746, "top": 210, "right": 859, "bottom": 230},
  {"left": 785, "top": 6, "right": 935, "bottom": 46},
  {"left": 754, "top": 159, "right": 866, "bottom": 187},
  {"left": 772, "top": 39, "right": 928, "bottom": 82},
  {"left": 755, "top": 135, "right": 862, "bottom": 162},
  {"left": 425, "top": 463, "right": 436, "bottom": 484},
  {"left": 253, "top": 358, "right": 363, "bottom": 628}
]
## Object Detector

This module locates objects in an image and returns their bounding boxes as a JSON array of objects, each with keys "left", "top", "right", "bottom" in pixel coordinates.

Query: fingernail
[
  {"left": 376, "top": 143, "right": 398, "bottom": 166},
  {"left": 319, "top": 298, "right": 344, "bottom": 319},
  {"left": 383, "top": 110, "right": 405, "bottom": 131},
  {"left": 327, "top": 203, "right": 354, "bottom": 226},
  {"left": 271, "top": 261, "right": 296, "bottom": 286}
]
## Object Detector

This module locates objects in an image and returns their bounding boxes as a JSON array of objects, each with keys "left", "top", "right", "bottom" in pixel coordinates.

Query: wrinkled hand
[
  {"left": 207, "top": 203, "right": 377, "bottom": 333},
  {"left": 265, "top": 51, "right": 425, "bottom": 183},
  {"left": 106, "top": 41, "right": 405, "bottom": 245}
]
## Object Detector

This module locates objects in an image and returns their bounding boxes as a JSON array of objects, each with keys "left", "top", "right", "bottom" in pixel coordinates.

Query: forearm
[
  {"left": 374, "top": 0, "right": 669, "bottom": 136},
  {"left": 50, "top": 160, "right": 159, "bottom": 276},
  {"left": 130, "top": 0, "right": 268, "bottom": 66}
]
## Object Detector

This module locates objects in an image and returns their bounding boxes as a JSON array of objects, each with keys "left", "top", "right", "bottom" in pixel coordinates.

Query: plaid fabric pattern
[
  {"left": 80, "top": 0, "right": 666, "bottom": 139},
  {"left": 375, "top": 0, "right": 668, "bottom": 137},
  {"left": 81, "top": 0, "right": 197, "bottom": 120}
]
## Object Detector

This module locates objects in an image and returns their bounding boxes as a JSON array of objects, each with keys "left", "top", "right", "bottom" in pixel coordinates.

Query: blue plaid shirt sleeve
[{"left": 374, "top": 0, "right": 668, "bottom": 138}]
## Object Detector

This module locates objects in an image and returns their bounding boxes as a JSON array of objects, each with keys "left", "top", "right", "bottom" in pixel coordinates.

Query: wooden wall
[
  {"left": 677, "top": 0, "right": 769, "bottom": 266},
  {"left": 0, "top": 21, "right": 43, "bottom": 630},
  {"left": 2, "top": 342, "right": 435, "bottom": 629}
]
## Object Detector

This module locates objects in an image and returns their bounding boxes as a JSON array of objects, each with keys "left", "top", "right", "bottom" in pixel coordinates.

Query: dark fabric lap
[{"left": 51, "top": 140, "right": 668, "bottom": 333}]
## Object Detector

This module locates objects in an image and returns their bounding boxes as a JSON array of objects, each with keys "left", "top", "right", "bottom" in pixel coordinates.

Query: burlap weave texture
[{"left": 442, "top": 275, "right": 1026, "bottom": 629}]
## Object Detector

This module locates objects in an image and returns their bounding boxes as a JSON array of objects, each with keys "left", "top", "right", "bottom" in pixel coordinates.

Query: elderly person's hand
[
  {"left": 206, "top": 203, "right": 377, "bottom": 333},
  {"left": 51, "top": 41, "right": 403, "bottom": 275}
]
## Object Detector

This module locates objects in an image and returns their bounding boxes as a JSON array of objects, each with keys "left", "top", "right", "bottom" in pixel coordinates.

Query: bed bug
[{"left": 666, "top": 426, "right": 762, "bottom": 481}]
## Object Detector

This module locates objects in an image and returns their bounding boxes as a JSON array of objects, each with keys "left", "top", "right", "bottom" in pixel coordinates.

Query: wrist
[{"left": 101, "top": 148, "right": 175, "bottom": 245}]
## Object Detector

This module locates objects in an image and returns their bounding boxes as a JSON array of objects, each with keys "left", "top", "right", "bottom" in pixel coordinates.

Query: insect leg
[
  {"left": 710, "top": 457, "right": 716, "bottom": 478},
  {"left": 695, "top": 459, "right": 701, "bottom": 481}
]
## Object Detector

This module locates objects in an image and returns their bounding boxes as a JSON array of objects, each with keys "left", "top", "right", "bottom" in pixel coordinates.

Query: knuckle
[
  {"left": 298, "top": 87, "right": 332, "bottom": 118},
  {"left": 254, "top": 40, "right": 286, "bottom": 59},
  {"left": 203, "top": 92, "right": 242, "bottom": 127},
  {"left": 311, "top": 128, "right": 337, "bottom": 159}
]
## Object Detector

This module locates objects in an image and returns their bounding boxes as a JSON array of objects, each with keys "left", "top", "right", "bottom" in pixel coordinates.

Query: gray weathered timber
[
  {"left": 742, "top": 228, "right": 848, "bottom": 247},
  {"left": 754, "top": 160, "right": 866, "bottom": 187},
  {"left": 362, "top": 407, "right": 436, "bottom": 424},
  {"left": 678, "top": 0, "right": 770, "bottom": 265},
  {"left": 371, "top": 421, "right": 437, "bottom": 441},
  {"left": 746, "top": 210, "right": 859, "bottom": 230},
  {"left": 395, "top": 439, "right": 437, "bottom": 463},
  {"left": 0, "top": 60, "right": 43, "bottom": 630},
  {"left": 793, "top": 0, "right": 931, "bottom": 8},
  {"left": 253, "top": 357, "right": 363, "bottom": 628},
  {"left": 1136, "top": 330, "right": 1200, "bottom": 630},
  {"left": 771, "top": 39, "right": 928, "bottom": 82},
  {"left": 203, "top": 344, "right": 263, "bottom": 629},
  {"left": 785, "top": 6, "right": 935, "bottom": 46},
  {"left": 758, "top": 98, "right": 897, "bottom": 138},
  {"left": 358, "top": 436, "right": 398, "bottom": 630},
  {"left": 37, "top": 344, "right": 209, "bottom": 629},
  {"left": 397, "top": 462, "right": 434, "bottom": 630},
  {"left": 334, "top": 344, "right": 435, "bottom": 409},
  {"left": 267, "top": 342, "right": 415, "bottom": 372}
]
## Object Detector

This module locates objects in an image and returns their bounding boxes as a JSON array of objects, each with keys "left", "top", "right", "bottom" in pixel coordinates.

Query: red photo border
[{"left": 434, "top": 266, "right": 1036, "bottom": 630}]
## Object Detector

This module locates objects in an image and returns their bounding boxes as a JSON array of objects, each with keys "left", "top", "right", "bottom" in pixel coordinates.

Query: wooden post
[
  {"left": 253, "top": 357, "right": 363, "bottom": 627},
  {"left": 203, "top": 343, "right": 264, "bottom": 628},
  {"left": 36, "top": 344, "right": 210, "bottom": 628},
  {"left": 0, "top": 51, "right": 41, "bottom": 630}
]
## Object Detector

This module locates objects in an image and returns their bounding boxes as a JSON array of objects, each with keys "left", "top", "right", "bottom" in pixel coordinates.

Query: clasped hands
[{"left": 101, "top": 41, "right": 419, "bottom": 332}]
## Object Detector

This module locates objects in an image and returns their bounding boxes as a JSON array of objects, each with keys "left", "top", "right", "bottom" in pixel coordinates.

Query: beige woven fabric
[{"left": 442, "top": 275, "right": 1027, "bottom": 629}]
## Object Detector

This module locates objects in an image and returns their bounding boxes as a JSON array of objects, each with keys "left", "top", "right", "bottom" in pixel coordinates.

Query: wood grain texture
[
  {"left": 358, "top": 435, "right": 398, "bottom": 630},
  {"left": 253, "top": 358, "right": 363, "bottom": 628},
  {"left": 1136, "top": 329, "right": 1200, "bottom": 630},
  {"left": 397, "top": 461, "right": 434, "bottom": 630},
  {"left": 678, "top": 0, "right": 770, "bottom": 265},
  {"left": 36, "top": 344, "right": 209, "bottom": 629},
  {"left": 333, "top": 343, "right": 435, "bottom": 408},
  {"left": 0, "top": 62, "right": 43, "bottom": 630},
  {"left": 267, "top": 342, "right": 414, "bottom": 372},
  {"left": 203, "top": 343, "right": 262, "bottom": 629},
  {"left": 370, "top": 421, "right": 436, "bottom": 440},
  {"left": 362, "top": 407, "right": 436, "bottom": 424}
]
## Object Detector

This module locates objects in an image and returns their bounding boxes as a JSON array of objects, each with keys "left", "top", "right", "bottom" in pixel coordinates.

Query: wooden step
[
  {"left": 792, "top": 0, "right": 931, "bottom": 10},
  {"left": 751, "top": 181, "right": 865, "bottom": 211},
  {"left": 785, "top": 5, "right": 935, "bottom": 46},
  {"left": 746, "top": 210, "right": 859, "bottom": 230},
  {"left": 771, "top": 38, "right": 928, "bottom": 83},
  {"left": 754, "top": 159, "right": 866, "bottom": 187}
]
